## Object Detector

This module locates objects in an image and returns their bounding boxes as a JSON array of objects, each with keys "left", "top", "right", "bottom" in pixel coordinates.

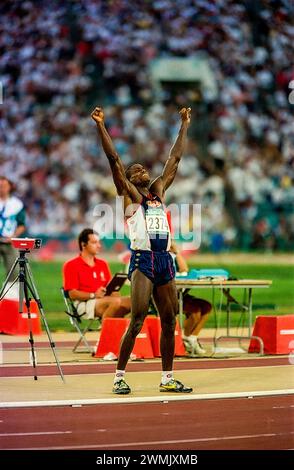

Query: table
[{"left": 175, "top": 279, "right": 272, "bottom": 355}]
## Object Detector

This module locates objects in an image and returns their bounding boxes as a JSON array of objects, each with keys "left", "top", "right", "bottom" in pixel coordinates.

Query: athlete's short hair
[{"left": 125, "top": 163, "right": 142, "bottom": 180}]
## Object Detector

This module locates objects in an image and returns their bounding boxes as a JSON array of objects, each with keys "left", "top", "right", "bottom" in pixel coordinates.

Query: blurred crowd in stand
[{"left": 0, "top": 0, "right": 293, "bottom": 252}]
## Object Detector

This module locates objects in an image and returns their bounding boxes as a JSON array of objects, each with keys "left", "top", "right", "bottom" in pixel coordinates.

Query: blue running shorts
[{"left": 128, "top": 250, "right": 175, "bottom": 286}]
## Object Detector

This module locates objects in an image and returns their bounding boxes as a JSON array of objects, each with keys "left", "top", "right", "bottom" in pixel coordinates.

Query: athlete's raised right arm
[{"left": 91, "top": 107, "right": 128, "bottom": 195}]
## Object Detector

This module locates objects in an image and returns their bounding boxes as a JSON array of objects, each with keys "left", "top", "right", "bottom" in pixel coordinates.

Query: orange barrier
[
  {"left": 95, "top": 317, "right": 154, "bottom": 359},
  {"left": 0, "top": 299, "right": 41, "bottom": 335},
  {"left": 130, "top": 321, "right": 154, "bottom": 359},
  {"left": 249, "top": 315, "right": 294, "bottom": 354},
  {"left": 137, "top": 316, "right": 186, "bottom": 357},
  {"left": 95, "top": 318, "right": 128, "bottom": 357}
]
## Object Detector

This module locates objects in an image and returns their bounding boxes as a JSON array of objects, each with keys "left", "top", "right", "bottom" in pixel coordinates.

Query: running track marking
[
  {"left": 0, "top": 353, "right": 290, "bottom": 383},
  {"left": 1, "top": 389, "right": 294, "bottom": 408},
  {"left": 6, "top": 431, "right": 294, "bottom": 450},
  {"left": 0, "top": 357, "right": 291, "bottom": 378},
  {"left": 0, "top": 431, "right": 72, "bottom": 437}
]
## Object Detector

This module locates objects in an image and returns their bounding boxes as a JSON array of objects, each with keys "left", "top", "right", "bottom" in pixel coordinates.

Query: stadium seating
[{"left": 0, "top": 1, "right": 292, "bottom": 252}]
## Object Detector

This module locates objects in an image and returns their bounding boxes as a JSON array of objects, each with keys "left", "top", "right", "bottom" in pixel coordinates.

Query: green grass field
[{"left": 1, "top": 260, "right": 293, "bottom": 332}]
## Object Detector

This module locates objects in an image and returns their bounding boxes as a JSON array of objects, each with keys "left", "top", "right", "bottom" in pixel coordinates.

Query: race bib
[{"left": 146, "top": 213, "right": 169, "bottom": 234}]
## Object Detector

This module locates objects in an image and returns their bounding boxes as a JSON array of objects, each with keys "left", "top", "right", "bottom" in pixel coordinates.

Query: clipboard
[{"left": 105, "top": 273, "right": 128, "bottom": 296}]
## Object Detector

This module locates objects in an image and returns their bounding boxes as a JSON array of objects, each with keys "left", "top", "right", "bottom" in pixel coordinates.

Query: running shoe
[
  {"left": 112, "top": 379, "right": 131, "bottom": 395},
  {"left": 183, "top": 338, "right": 206, "bottom": 357},
  {"left": 191, "top": 339, "right": 206, "bottom": 356},
  {"left": 159, "top": 378, "right": 193, "bottom": 393}
]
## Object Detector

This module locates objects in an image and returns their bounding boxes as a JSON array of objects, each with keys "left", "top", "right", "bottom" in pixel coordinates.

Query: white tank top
[{"left": 126, "top": 193, "right": 171, "bottom": 252}]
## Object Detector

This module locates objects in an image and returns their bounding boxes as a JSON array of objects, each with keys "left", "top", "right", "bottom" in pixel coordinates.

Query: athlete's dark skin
[{"left": 91, "top": 106, "right": 191, "bottom": 371}]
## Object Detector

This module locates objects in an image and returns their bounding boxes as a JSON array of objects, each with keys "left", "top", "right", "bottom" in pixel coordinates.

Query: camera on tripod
[
  {"left": 11, "top": 238, "right": 42, "bottom": 251},
  {"left": 0, "top": 235, "right": 64, "bottom": 381}
]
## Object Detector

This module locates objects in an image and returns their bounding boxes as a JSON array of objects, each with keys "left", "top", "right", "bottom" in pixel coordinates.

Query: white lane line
[
  {"left": 273, "top": 405, "right": 294, "bottom": 409},
  {"left": 0, "top": 363, "right": 291, "bottom": 379},
  {"left": 0, "top": 431, "right": 72, "bottom": 437},
  {"left": 1, "top": 388, "right": 294, "bottom": 408},
  {"left": 9, "top": 431, "right": 294, "bottom": 450}
]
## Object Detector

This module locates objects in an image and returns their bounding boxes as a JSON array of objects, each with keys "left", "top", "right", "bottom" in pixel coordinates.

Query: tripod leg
[
  {"left": 24, "top": 261, "right": 65, "bottom": 382},
  {"left": 0, "top": 257, "right": 19, "bottom": 300},
  {"left": 23, "top": 280, "right": 38, "bottom": 380},
  {"left": 18, "top": 255, "right": 26, "bottom": 313}
]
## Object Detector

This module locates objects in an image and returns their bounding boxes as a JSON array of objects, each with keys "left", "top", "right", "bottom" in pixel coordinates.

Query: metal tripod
[{"left": 0, "top": 249, "right": 65, "bottom": 382}]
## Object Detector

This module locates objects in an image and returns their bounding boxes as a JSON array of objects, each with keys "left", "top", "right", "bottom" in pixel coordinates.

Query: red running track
[
  {"left": 0, "top": 395, "right": 293, "bottom": 450},
  {"left": 0, "top": 356, "right": 290, "bottom": 377}
]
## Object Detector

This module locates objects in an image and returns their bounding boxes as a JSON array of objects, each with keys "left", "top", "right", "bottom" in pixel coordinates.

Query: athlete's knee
[
  {"left": 161, "top": 316, "right": 176, "bottom": 337},
  {"left": 128, "top": 317, "right": 145, "bottom": 337}
]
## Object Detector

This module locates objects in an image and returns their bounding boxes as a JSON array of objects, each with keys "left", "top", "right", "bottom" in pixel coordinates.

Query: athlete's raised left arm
[{"left": 150, "top": 107, "right": 191, "bottom": 197}]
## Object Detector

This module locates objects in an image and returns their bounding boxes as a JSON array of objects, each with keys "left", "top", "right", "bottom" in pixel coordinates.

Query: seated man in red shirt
[{"left": 63, "top": 228, "right": 131, "bottom": 321}]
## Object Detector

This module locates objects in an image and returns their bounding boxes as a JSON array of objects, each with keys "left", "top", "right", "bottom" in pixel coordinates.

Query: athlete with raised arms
[{"left": 91, "top": 106, "right": 192, "bottom": 394}]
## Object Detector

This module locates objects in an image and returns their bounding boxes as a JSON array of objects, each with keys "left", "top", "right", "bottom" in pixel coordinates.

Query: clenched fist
[
  {"left": 179, "top": 107, "right": 191, "bottom": 125},
  {"left": 91, "top": 107, "right": 104, "bottom": 124}
]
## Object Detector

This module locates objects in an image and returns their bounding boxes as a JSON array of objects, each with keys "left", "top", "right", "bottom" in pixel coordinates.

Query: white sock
[
  {"left": 161, "top": 371, "right": 173, "bottom": 385},
  {"left": 114, "top": 370, "right": 125, "bottom": 384}
]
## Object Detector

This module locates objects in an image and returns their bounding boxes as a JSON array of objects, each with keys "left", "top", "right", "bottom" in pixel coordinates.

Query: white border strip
[{"left": 1, "top": 388, "right": 294, "bottom": 408}]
